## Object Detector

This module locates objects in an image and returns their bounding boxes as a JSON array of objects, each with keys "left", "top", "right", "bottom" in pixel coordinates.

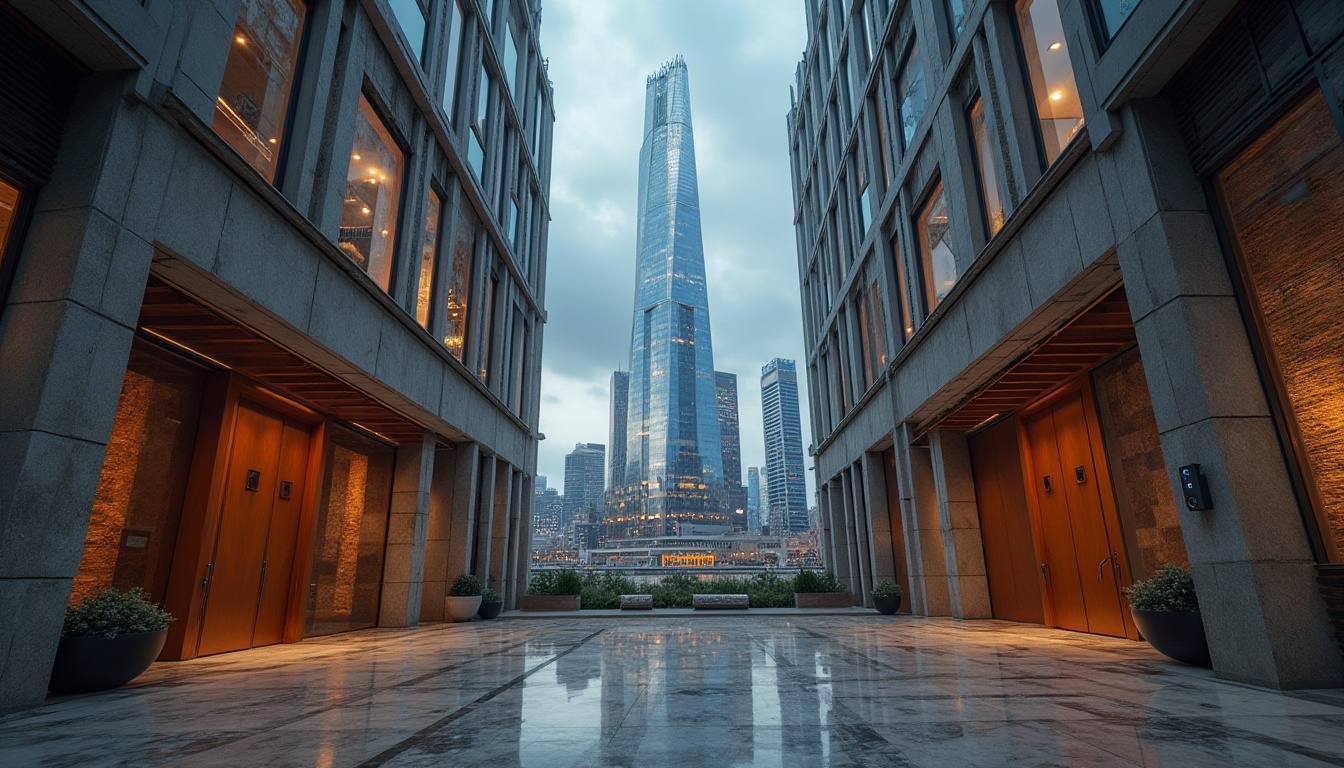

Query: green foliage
[
  {"left": 793, "top": 569, "right": 845, "bottom": 594},
  {"left": 577, "top": 571, "right": 640, "bottom": 609},
  {"left": 1124, "top": 564, "right": 1199, "bottom": 612},
  {"left": 872, "top": 580, "right": 903, "bottom": 598},
  {"left": 480, "top": 588, "right": 502, "bottom": 603},
  {"left": 449, "top": 574, "right": 483, "bottom": 597},
  {"left": 527, "top": 569, "right": 585, "bottom": 596},
  {"left": 62, "top": 588, "right": 173, "bottom": 639},
  {"left": 647, "top": 572, "right": 797, "bottom": 608}
]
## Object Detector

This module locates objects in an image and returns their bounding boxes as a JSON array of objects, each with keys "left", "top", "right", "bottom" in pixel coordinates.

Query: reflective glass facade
[
  {"left": 761, "top": 359, "right": 808, "bottom": 534},
  {"left": 617, "top": 58, "right": 726, "bottom": 537}
]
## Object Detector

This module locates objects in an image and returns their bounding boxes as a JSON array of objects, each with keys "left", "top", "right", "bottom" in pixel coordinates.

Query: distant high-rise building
[
  {"left": 613, "top": 58, "right": 726, "bottom": 537},
  {"left": 563, "top": 443, "right": 605, "bottom": 529},
  {"left": 532, "top": 476, "right": 564, "bottom": 540},
  {"left": 761, "top": 359, "right": 807, "bottom": 534},
  {"left": 608, "top": 371, "right": 629, "bottom": 490},
  {"left": 747, "top": 467, "right": 765, "bottom": 533},
  {"left": 715, "top": 371, "right": 747, "bottom": 530}
]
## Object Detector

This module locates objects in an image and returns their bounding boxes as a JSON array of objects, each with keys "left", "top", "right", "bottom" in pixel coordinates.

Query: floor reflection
[{"left": 2, "top": 617, "right": 1342, "bottom": 767}]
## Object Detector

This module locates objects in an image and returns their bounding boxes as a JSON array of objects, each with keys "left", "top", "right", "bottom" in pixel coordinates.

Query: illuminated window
[
  {"left": 212, "top": 0, "right": 307, "bottom": 182},
  {"left": 1016, "top": 0, "right": 1085, "bottom": 166},
  {"left": 0, "top": 180, "right": 18, "bottom": 274},
  {"left": 416, "top": 188, "right": 442, "bottom": 328},
  {"left": 896, "top": 40, "right": 927, "bottom": 150},
  {"left": 916, "top": 182, "right": 957, "bottom": 314},
  {"left": 339, "top": 95, "right": 404, "bottom": 291},
  {"left": 388, "top": 0, "right": 429, "bottom": 64},
  {"left": 442, "top": 0, "right": 465, "bottom": 125},
  {"left": 444, "top": 200, "right": 479, "bottom": 359},
  {"left": 969, "top": 97, "right": 1007, "bottom": 236}
]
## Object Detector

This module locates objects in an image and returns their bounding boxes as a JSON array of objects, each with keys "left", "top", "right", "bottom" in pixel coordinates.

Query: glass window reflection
[
  {"left": 1016, "top": 0, "right": 1085, "bottom": 165},
  {"left": 969, "top": 98, "right": 1006, "bottom": 236},
  {"left": 212, "top": 0, "right": 307, "bottom": 182},
  {"left": 897, "top": 41, "right": 927, "bottom": 150},
  {"left": 339, "top": 95, "right": 404, "bottom": 291},
  {"left": 416, "top": 188, "right": 441, "bottom": 329},
  {"left": 917, "top": 183, "right": 957, "bottom": 314},
  {"left": 388, "top": 0, "right": 428, "bottom": 64}
]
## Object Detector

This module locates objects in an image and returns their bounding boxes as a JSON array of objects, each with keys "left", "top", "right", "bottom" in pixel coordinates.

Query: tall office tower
[
  {"left": 747, "top": 467, "right": 764, "bottom": 533},
  {"left": 715, "top": 371, "right": 748, "bottom": 530},
  {"left": 616, "top": 58, "right": 726, "bottom": 537},
  {"left": 563, "top": 443, "right": 606, "bottom": 530},
  {"left": 761, "top": 359, "right": 808, "bottom": 534},
  {"left": 608, "top": 371, "right": 629, "bottom": 490},
  {"left": 532, "top": 477, "right": 564, "bottom": 540}
]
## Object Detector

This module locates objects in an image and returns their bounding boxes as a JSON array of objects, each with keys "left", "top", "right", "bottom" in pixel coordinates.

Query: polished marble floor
[{"left": 3, "top": 616, "right": 1343, "bottom": 767}]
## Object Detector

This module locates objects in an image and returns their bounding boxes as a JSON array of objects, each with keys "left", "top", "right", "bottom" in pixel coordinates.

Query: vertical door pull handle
[
  {"left": 1040, "top": 563, "right": 1048, "bottom": 581},
  {"left": 1098, "top": 554, "right": 1113, "bottom": 583}
]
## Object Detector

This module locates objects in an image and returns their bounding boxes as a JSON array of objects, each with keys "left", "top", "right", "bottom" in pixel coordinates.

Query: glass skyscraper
[
  {"left": 761, "top": 358, "right": 808, "bottom": 534},
  {"left": 613, "top": 58, "right": 726, "bottom": 537}
]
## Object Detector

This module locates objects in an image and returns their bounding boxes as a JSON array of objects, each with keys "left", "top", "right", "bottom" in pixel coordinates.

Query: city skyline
[{"left": 535, "top": 2, "right": 812, "bottom": 498}]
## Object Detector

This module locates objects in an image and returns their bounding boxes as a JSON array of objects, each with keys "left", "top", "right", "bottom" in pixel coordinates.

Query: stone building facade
[
  {"left": 789, "top": 0, "right": 1344, "bottom": 689},
  {"left": 0, "top": 0, "right": 552, "bottom": 712}
]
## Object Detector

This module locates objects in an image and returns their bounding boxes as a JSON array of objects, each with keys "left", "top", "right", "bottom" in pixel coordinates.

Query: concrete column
[
  {"left": 446, "top": 442, "right": 480, "bottom": 581},
  {"left": 379, "top": 431, "right": 435, "bottom": 627},
  {"left": 893, "top": 427, "right": 951, "bottom": 616},
  {"left": 929, "top": 430, "right": 992, "bottom": 620},
  {"left": 826, "top": 479, "right": 851, "bottom": 585},
  {"left": 842, "top": 466, "right": 871, "bottom": 604},
  {"left": 0, "top": 73, "right": 159, "bottom": 714},
  {"left": 1109, "top": 99, "right": 1343, "bottom": 688},
  {"left": 420, "top": 445, "right": 458, "bottom": 622},
  {"left": 861, "top": 450, "right": 898, "bottom": 589},
  {"left": 487, "top": 462, "right": 514, "bottom": 595},
  {"left": 507, "top": 474, "right": 533, "bottom": 609},
  {"left": 472, "top": 453, "right": 497, "bottom": 579}
]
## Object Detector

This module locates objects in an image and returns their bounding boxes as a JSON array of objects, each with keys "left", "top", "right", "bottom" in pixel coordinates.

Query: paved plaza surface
[{"left": 3, "top": 616, "right": 1343, "bottom": 767}]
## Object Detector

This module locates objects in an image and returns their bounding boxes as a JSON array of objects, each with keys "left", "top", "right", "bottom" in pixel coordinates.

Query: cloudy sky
[{"left": 535, "top": 1, "right": 815, "bottom": 501}]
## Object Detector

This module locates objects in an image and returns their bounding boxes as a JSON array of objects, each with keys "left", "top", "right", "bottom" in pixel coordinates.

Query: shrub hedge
[{"left": 525, "top": 570, "right": 842, "bottom": 608}]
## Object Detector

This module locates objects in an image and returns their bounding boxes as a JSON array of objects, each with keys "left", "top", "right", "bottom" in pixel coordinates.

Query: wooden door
[
  {"left": 969, "top": 418, "right": 1043, "bottom": 624},
  {"left": 197, "top": 400, "right": 311, "bottom": 656},
  {"left": 1024, "top": 390, "right": 1128, "bottom": 636}
]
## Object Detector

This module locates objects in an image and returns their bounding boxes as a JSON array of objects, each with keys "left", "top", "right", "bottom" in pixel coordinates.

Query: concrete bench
[
  {"left": 693, "top": 593, "right": 749, "bottom": 610},
  {"left": 620, "top": 594, "right": 653, "bottom": 610}
]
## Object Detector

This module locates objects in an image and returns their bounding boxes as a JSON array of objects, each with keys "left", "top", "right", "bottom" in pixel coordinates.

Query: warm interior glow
[
  {"left": 235, "top": 35, "right": 246, "bottom": 44},
  {"left": 1050, "top": 90, "right": 1064, "bottom": 101},
  {"left": 1048, "top": 41, "right": 1062, "bottom": 50}
]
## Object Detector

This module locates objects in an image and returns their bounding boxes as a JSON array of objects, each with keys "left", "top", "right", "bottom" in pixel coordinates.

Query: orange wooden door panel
[
  {"left": 1051, "top": 392, "right": 1127, "bottom": 637},
  {"left": 252, "top": 418, "right": 313, "bottom": 647},
  {"left": 969, "top": 418, "right": 1044, "bottom": 624},
  {"left": 1025, "top": 407, "right": 1089, "bottom": 632},
  {"left": 198, "top": 400, "right": 284, "bottom": 656}
]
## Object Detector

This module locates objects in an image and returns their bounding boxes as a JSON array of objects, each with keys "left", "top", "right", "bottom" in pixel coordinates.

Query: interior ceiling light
[
  {"left": 236, "top": 35, "right": 246, "bottom": 44},
  {"left": 1048, "top": 41, "right": 1062, "bottom": 50},
  {"left": 353, "top": 153, "right": 362, "bottom": 160},
  {"left": 362, "top": 206, "right": 371, "bottom": 214},
  {"left": 268, "top": 137, "right": 277, "bottom": 144},
  {"left": 1050, "top": 90, "right": 1064, "bottom": 101}
]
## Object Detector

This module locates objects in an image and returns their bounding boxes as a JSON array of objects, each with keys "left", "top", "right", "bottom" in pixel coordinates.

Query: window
[
  {"left": 0, "top": 180, "right": 18, "bottom": 275},
  {"left": 887, "top": 225, "right": 914, "bottom": 341},
  {"left": 416, "top": 188, "right": 443, "bottom": 328},
  {"left": 388, "top": 0, "right": 429, "bottom": 64},
  {"left": 442, "top": 0, "right": 465, "bottom": 125},
  {"left": 896, "top": 41, "right": 927, "bottom": 150},
  {"left": 969, "top": 98, "right": 1007, "bottom": 236},
  {"left": 339, "top": 95, "right": 404, "bottom": 291},
  {"left": 444, "top": 199, "right": 479, "bottom": 359},
  {"left": 1094, "top": 0, "right": 1143, "bottom": 41},
  {"left": 532, "top": 84, "right": 545, "bottom": 153},
  {"left": 470, "top": 63, "right": 492, "bottom": 179},
  {"left": 1016, "top": 0, "right": 1085, "bottom": 165},
  {"left": 854, "top": 140, "right": 872, "bottom": 238},
  {"left": 213, "top": 0, "right": 307, "bottom": 182},
  {"left": 481, "top": 272, "right": 499, "bottom": 383},
  {"left": 859, "top": 1, "right": 875, "bottom": 65},
  {"left": 916, "top": 183, "right": 957, "bottom": 314},
  {"left": 871, "top": 95, "right": 890, "bottom": 187},
  {"left": 947, "top": 0, "right": 966, "bottom": 40},
  {"left": 503, "top": 20, "right": 519, "bottom": 101}
]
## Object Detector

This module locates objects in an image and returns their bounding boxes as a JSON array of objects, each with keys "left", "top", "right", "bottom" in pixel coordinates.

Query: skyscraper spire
[{"left": 611, "top": 58, "right": 726, "bottom": 537}]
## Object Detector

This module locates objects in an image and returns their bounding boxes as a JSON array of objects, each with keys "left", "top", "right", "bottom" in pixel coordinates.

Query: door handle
[
  {"left": 1097, "top": 554, "right": 1113, "bottom": 583},
  {"left": 1040, "top": 563, "right": 1048, "bottom": 581}
]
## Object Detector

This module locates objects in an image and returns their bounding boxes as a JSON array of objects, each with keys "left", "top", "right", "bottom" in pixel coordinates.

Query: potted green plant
[
  {"left": 477, "top": 588, "right": 503, "bottom": 620},
  {"left": 446, "top": 574, "right": 483, "bottom": 622},
  {"left": 872, "top": 581, "right": 903, "bottom": 615},
  {"left": 520, "top": 569, "right": 582, "bottom": 611},
  {"left": 1124, "top": 564, "right": 1211, "bottom": 667},
  {"left": 792, "top": 569, "right": 853, "bottom": 608},
  {"left": 48, "top": 587, "right": 173, "bottom": 695}
]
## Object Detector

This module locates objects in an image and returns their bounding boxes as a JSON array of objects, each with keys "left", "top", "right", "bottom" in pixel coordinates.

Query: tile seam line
[{"left": 353, "top": 627, "right": 608, "bottom": 768}]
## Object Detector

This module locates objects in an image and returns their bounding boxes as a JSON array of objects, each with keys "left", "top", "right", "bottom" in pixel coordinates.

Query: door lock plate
[{"left": 245, "top": 469, "right": 261, "bottom": 491}]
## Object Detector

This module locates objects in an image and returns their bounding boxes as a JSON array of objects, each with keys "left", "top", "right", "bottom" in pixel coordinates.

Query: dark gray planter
[
  {"left": 1130, "top": 608, "right": 1212, "bottom": 667},
  {"left": 48, "top": 629, "right": 168, "bottom": 695},
  {"left": 873, "top": 595, "right": 902, "bottom": 615},
  {"left": 794, "top": 592, "right": 854, "bottom": 608},
  {"left": 519, "top": 594, "right": 580, "bottom": 611},
  {"left": 477, "top": 600, "right": 503, "bottom": 619}
]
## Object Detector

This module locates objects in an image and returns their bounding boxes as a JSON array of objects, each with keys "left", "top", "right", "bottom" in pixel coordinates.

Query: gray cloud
[{"left": 537, "top": 1, "right": 815, "bottom": 499}]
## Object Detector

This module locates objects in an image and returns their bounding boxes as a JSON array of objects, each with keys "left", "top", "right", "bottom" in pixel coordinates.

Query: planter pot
[
  {"left": 445, "top": 595, "right": 482, "bottom": 622},
  {"left": 477, "top": 600, "right": 503, "bottom": 620},
  {"left": 519, "top": 595, "right": 580, "bottom": 612},
  {"left": 873, "top": 595, "right": 902, "bottom": 615},
  {"left": 1130, "top": 608, "right": 1212, "bottom": 667},
  {"left": 794, "top": 592, "right": 854, "bottom": 609},
  {"left": 48, "top": 628, "right": 168, "bottom": 695}
]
